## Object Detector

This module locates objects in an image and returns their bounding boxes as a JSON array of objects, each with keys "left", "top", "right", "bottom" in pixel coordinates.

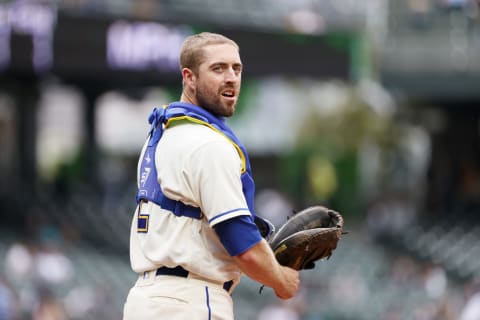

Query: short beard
[{"left": 196, "top": 85, "right": 235, "bottom": 118}]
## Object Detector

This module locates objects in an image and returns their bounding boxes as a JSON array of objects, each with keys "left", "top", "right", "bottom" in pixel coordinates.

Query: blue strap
[
  {"left": 136, "top": 195, "right": 202, "bottom": 219},
  {"left": 159, "top": 196, "right": 202, "bottom": 219},
  {"left": 148, "top": 107, "right": 165, "bottom": 147},
  {"left": 164, "top": 102, "right": 257, "bottom": 214},
  {"left": 136, "top": 103, "right": 255, "bottom": 223},
  {"left": 136, "top": 106, "right": 202, "bottom": 219}
]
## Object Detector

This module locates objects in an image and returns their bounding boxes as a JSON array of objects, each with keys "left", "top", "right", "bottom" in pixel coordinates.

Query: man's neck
[{"left": 180, "top": 92, "right": 198, "bottom": 106}]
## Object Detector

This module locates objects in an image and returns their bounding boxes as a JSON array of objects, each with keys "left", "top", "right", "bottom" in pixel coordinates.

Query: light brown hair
[{"left": 179, "top": 32, "right": 239, "bottom": 74}]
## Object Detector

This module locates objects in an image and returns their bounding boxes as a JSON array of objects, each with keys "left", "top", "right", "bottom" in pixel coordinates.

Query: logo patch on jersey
[
  {"left": 140, "top": 167, "right": 151, "bottom": 187},
  {"left": 145, "top": 151, "right": 152, "bottom": 164}
]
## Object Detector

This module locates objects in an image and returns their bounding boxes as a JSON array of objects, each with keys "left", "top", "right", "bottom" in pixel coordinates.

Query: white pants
[{"left": 123, "top": 271, "right": 235, "bottom": 320}]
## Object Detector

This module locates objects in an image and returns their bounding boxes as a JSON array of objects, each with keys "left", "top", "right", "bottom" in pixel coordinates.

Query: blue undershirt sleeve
[{"left": 214, "top": 215, "right": 263, "bottom": 257}]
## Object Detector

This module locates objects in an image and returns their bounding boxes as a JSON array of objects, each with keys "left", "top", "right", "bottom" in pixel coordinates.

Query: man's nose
[{"left": 224, "top": 67, "right": 239, "bottom": 83}]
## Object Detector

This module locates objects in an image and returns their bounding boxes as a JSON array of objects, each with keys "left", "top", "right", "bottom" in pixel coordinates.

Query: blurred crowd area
[
  {"left": 1, "top": 0, "right": 480, "bottom": 319},
  {"left": 1, "top": 185, "right": 480, "bottom": 320}
]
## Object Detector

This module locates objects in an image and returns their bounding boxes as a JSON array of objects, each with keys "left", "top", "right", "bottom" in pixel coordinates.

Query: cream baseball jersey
[{"left": 129, "top": 121, "right": 252, "bottom": 284}]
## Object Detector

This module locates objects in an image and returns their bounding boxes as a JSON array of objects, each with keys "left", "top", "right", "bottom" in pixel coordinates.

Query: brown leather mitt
[{"left": 269, "top": 206, "right": 344, "bottom": 270}]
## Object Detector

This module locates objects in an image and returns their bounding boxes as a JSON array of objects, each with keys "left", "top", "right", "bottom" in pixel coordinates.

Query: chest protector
[{"left": 136, "top": 102, "right": 257, "bottom": 220}]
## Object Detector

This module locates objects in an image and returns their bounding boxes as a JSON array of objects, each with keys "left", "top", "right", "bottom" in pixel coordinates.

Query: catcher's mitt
[{"left": 269, "top": 206, "right": 344, "bottom": 270}]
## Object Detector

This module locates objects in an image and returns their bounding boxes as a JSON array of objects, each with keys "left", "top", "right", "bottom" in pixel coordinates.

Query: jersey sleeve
[
  {"left": 214, "top": 215, "right": 262, "bottom": 256},
  {"left": 187, "top": 139, "right": 251, "bottom": 227}
]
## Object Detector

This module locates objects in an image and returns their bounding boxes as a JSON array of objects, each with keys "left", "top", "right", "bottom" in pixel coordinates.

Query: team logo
[
  {"left": 140, "top": 167, "right": 151, "bottom": 187},
  {"left": 145, "top": 151, "right": 152, "bottom": 164}
]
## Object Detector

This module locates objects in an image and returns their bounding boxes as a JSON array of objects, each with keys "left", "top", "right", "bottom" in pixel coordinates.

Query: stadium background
[{"left": 1, "top": 0, "right": 480, "bottom": 319}]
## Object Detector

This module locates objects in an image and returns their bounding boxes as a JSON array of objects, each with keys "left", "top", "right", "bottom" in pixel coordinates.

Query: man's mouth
[{"left": 221, "top": 89, "right": 235, "bottom": 99}]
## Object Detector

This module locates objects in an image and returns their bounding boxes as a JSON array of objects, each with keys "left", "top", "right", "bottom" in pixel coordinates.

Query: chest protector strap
[{"left": 136, "top": 102, "right": 257, "bottom": 220}]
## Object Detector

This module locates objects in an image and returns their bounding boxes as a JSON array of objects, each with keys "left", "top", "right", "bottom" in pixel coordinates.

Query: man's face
[{"left": 194, "top": 44, "right": 242, "bottom": 117}]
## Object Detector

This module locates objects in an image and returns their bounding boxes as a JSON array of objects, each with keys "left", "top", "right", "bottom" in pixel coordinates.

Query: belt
[{"left": 156, "top": 266, "right": 234, "bottom": 293}]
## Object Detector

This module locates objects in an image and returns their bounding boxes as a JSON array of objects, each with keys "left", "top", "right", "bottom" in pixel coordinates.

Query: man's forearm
[{"left": 234, "top": 239, "right": 290, "bottom": 289}]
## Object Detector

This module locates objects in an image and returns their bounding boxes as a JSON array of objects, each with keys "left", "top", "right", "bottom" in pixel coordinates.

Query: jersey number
[{"left": 137, "top": 212, "right": 150, "bottom": 233}]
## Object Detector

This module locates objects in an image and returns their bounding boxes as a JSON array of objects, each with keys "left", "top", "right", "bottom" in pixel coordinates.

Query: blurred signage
[
  {"left": 0, "top": 2, "right": 351, "bottom": 84},
  {"left": 107, "top": 21, "right": 191, "bottom": 72},
  {"left": 0, "top": 0, "right": 191, "bottom": 80},
  {"left": 0, "top": 0, "right": 57, "bottom": 72}
]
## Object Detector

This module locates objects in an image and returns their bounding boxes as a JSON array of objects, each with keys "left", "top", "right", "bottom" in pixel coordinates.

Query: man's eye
[{"left": 213, "top": 66, "right": 223, "bottom": 72}]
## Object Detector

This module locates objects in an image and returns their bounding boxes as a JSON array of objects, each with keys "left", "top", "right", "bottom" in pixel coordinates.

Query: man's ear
[{"left": 182, "top": 68, "right": 196, "bottom": 90}]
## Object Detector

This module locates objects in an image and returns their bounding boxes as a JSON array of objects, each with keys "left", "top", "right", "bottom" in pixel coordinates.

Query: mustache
[{"left": 219, "top": 85, "right": 237, "bottom": 91}]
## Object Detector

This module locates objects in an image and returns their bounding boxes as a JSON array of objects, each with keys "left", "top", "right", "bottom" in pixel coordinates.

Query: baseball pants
[{"left": 123, "top": 270, "right": 235, "bottom": 320}]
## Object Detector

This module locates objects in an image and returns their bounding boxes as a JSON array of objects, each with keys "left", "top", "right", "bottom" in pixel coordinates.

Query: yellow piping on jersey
[{"left": 165, "top": 116, "right": 247, "bottom": 174}]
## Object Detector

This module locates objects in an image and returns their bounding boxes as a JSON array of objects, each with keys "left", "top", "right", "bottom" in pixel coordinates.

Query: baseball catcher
[{"left": 268, "top": 206, "right": 344, "bottom": 271}]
